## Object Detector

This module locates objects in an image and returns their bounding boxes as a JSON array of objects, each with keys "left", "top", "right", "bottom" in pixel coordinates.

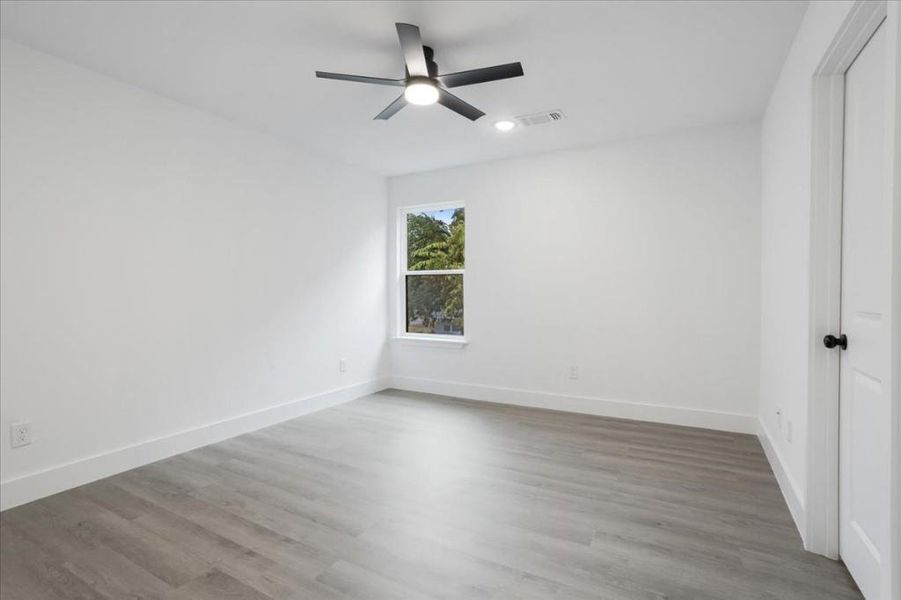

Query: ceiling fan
[{"left": 315, "top": 23, "right": 524, "bottom": 121}]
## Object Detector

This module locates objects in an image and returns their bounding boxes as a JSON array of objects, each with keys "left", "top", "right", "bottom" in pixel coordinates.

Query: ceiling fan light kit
[
  {"left": 403, "top": 77, "right": 439, "bottom": 105},
  {"left": 315, "top": 22, "right": 523, "bottom": 122}
]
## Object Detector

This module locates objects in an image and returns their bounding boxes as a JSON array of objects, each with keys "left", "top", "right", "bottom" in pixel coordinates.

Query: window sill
[{"left": 391, "top": 335, "right": 468, "bottom": 348}]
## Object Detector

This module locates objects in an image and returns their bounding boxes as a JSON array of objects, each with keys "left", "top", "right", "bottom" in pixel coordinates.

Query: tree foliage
[{"left": 405, "top": 209, "right": 464, "bottom": 333}]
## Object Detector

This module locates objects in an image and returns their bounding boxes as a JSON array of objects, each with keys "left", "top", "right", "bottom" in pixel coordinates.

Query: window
[{"left": 399, "top": 204, "right": 464, "bottom": 338}]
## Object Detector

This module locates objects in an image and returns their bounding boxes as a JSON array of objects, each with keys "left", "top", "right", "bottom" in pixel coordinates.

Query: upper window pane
[{"left": 406, "top": 207, "right": 464, "bottom": 271}]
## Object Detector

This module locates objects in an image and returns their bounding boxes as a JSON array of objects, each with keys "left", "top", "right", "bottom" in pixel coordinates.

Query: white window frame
[{"left": 395, "top": 201, "right": 467, "bottom": 346}]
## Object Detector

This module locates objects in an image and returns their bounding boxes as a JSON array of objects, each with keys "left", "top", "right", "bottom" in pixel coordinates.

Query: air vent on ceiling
[{"left": 514, "top": 109, "right": 566, "bottom": 127}]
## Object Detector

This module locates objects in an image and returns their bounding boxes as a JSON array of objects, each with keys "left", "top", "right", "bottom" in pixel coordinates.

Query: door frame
[{"left": 807, "top": 1, "right": 900, "bottom": 594}]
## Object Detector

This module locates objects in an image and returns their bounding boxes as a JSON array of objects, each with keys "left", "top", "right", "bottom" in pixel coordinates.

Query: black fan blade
[
  {"left": 437, "top": 88, "right": 485, "bottom": 121},
  {"left": 436, "top": 62, "right": 524, "bottom": 88},
  {"left": 395, "top": 23, "right": 429, "bottom": 77},
  {"left": 374, "top": 95, "right": 408, "bottom": 120},
  {"left": 316, "top": 71, "right": 404, "bottom": 86}
]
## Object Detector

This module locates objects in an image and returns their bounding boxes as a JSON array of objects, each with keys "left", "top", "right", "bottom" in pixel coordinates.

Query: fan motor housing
[{"left": 423, "top": 46, "right": 438, "bottom": 78}]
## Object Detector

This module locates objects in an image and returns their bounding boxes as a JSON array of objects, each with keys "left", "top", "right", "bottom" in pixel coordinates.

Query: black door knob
[{"left": 823, "top": 334, "right": 848, "bottom": 350}]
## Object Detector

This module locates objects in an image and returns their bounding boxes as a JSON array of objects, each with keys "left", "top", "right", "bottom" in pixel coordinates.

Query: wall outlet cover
[{"left": 10, "top": 422, "right": 32, "bottom": 448}]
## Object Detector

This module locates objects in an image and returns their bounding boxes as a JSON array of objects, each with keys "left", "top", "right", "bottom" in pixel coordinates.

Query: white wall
[
  {"left": 757, "top": 0, "right": 856, "bottom": 531},
  {"left": 389, "top": 121, "right": 761, "bottom": 433},
  {"left": 0, "top": 39, "right": 389, "bottom": 509}
]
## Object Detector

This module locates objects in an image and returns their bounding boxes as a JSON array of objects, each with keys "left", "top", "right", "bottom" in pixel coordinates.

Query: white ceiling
[{"left": 0, "top": 1, "right": 808, "bottom": 176}]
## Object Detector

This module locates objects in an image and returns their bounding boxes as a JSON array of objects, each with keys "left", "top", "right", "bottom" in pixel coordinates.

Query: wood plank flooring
[{"left": 0, "top": 390, "right": 862, "bottom": 599}]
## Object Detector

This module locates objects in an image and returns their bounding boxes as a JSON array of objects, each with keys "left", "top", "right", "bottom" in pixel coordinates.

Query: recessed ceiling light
[
  {"left": 494, "top": 120, "right": 516, "bottom": 132},
  {"left": 404, "top": 78, "right": 439, "bottom": 106}
]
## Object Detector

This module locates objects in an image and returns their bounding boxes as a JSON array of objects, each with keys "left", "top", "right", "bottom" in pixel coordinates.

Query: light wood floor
[{"left": 1, "top": 390, "right": 862, "bottom": 599}]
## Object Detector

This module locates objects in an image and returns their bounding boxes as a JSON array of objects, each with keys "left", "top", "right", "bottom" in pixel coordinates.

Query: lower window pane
[{"left": 406, "top": 274, "right": 463, "bottom": 336}]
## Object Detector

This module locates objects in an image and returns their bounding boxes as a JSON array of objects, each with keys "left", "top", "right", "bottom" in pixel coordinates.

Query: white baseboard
[
  {"left": 389, "top": 376, "right": 758, "bottom": 434},
  {"left": 0, "top": 376, "right": 767, "bottom": 511},
  {"left": 757, "top": 417, "right": 806, "bottom": 541},
  {"left": 0, "top": 377, "right": 389, "bottom": 511}
]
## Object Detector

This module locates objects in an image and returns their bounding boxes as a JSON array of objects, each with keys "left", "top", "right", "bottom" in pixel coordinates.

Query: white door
[{"left": 838, "top": 20, "right": 891, "bottom": 600}]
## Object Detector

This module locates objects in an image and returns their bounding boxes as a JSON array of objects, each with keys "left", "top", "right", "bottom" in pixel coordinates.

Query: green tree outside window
[{"left": 405, "top": 208, "right": 464, "bottom": 335}]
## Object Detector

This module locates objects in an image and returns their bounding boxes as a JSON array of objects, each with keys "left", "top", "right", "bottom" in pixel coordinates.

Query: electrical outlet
[
  {"left": 339, "top": 358, "right": 347, "bottom": 373},
  {"left": 786, "top": 421, "right": 793, "bottom": 443},
  {"left": 10, "top": 422, "right": 32, "bottom": 448},
  {"left": 568, "top": 366, "right": 579, "bottom": 380}
]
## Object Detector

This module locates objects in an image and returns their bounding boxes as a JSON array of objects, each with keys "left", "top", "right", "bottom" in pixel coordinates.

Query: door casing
[{"left": 807, "top": 1, "right": 900, "bottom": 598}]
